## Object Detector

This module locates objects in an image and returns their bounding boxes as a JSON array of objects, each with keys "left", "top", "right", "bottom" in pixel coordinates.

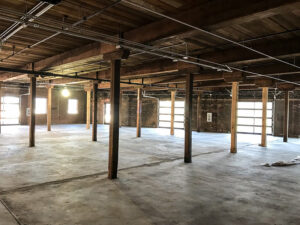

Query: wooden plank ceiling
[{"left": 0, "top": 0, "right": 299, "bottom": 89}]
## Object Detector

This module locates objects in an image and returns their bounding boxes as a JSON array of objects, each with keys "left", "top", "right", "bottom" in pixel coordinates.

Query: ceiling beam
[{"left": 1, "top": 0, "right": 298, "bottom": 81}]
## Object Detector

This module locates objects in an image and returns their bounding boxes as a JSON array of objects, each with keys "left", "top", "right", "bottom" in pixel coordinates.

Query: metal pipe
[
  {"left": 0, "top": 2, "right": 45, "bottom": 38},
  {"left": 0, "top": 2, "right": 51, "bottom": 43},
  {"left": 0, "top": 11, "right": 298, "bottom": 86},
  {"left": 0, "top": 0, "right": 122, "bottom": 63},
  {"left": 0, "top": 66, "right": 170, "bottom": 88},
  {"left": 0, "top": 12, "right": 231, "bottom": 72},
  {"left": 121, "top": 0, "right": 300, "bottom": 71}
]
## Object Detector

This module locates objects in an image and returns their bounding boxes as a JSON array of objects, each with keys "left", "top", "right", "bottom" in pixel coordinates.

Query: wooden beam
[
  {"left": 230, "top": 82, "right": 239, "bottom": 153},
  {"left": 170, "top": 90, "right": 176, "bottom": 135},
  {"left": 29, "top": 74, "right": 36, "bottom": 147},
  {"left": 197, "top": 92, "right": 201, "bottom": 132},
  {"left": 108, "top": 59, "right": 121, "bottom": 179},
  {"left": 283, "top": 91, "right": 289, "bottom": 142},
  {"left": 136, "top": 88, "right": 142, "bottom": 138},
  {"left": 193, "top": 37, "right": 300, "bottom": 65},
  {"left": 46, "top": 85, "right": 53, "bottom": 132},
  {"left": 92, "top": 83, "right": 98, "bottom": 142},
  {"left": 261, "top": 87, "right": 268, "bottom": 147},
  {"left": 223, "top": 71, "right": 244, "bottom": 82},
  {"left": 184, "top": 73, "right": 193, "bottom": 163},
  {"left": 2, "top": 0, "right": 298, "bottom": 81}
]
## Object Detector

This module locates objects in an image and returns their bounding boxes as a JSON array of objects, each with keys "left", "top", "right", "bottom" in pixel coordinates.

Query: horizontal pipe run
[{"left": 0, "top": 66, "right": 169, "bottom": 88}]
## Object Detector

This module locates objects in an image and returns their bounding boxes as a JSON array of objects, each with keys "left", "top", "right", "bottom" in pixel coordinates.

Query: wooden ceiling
[{"left": 0, "top": 0, "right": 299, "bottom": 90}]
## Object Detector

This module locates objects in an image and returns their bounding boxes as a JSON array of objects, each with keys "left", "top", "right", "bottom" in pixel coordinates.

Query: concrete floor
[{"left": 0, "top": 124, "right": 299, "bottom": 225}]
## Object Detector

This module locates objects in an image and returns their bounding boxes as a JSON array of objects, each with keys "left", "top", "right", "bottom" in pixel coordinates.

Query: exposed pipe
[
  {"left": 0, "top": 12, "right": 231, "bottom": 72},
  {"left": 0, "top": 9, "right": 298, "bottom": 86},
  {"left": 0, "top": 2, "right": 52, "bottom": 44},
  {"left": 142, "top": 90, "right": 159, "bottom": 100},
  {"left": 0, "top": 2, "right": 45, "bottom": 39},
  {"left": 194, "top": 28, "right": 300, "bottom": 53},
  {"left": 0, "top": 66, "right": 171, "bottom": 89},
  {"left": 0, "top": 0, "right": 122, "bottom": 63},
  {"left": 121, "top": 0, "right": 300, "bottom": 71}
]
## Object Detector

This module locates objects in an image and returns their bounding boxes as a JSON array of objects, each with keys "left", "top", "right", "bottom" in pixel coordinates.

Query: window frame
[
  {"left": 0, "top": 96, "right": 20, "bottom": 125},
  {"left": 237, "top": 101, "right": 273, "bottom": 135},
  {"left": 159, "top": 100, "right": 185, "bottom": 129}
]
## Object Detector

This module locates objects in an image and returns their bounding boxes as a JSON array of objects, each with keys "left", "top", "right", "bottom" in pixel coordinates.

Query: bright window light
[
  {"left": 68, "top": 99, "right": 78, "bottom": 114},
  {"left": 35, "top": 98, "right": 47, "bottom": 114},
  {"left": 105, "top": 103, "right": 111, "bottom": 123},
  {"left": 159, "top": 100, "right": 184, "bottom": 129},
  {"left": 1, "top": 96, "right": 20, "bottom": 125},
  {"left": 237, "top": 101, "right": 273, "bottom": 135}
]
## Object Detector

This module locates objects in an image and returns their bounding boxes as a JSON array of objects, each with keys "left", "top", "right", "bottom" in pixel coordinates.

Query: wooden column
[
  {"left": 29, "top": 75, "right": 36, "bottom": 147},
  {"left": 136, "top": 88, "right": 142, "bottom": 137},
  {"left": 119, "top": 91, "right": 123, "bottom": 128},
  {"left": 0, "top": 82, "right": 2, "bottom": 134},
  {"left": 230, "top": 82, "right": 239, "bottom": 153},
  {"left": 86, "top": 89, "right": 91, "bottom": 129},
  {"left": 184, "top": 73, "right": 193, "bottom": 163},
  {"left": 92, "top": 83, "right": 98, "bottom": 142},
  {"left": 261, "top": 87, "right": 268, "bottom": 147},
  {"left": 196, "top": 92, "right": 201, "bottom": 132},
  {"left": 170, "top": 90, "right": 176, "bottom": 135},
  {"left": 283, "top": 91, "right": 289, "bottom": 142},
  {"left": 108, "top": 59, "right": 121, "bottom": 179},
  {"left": 46, "top": 85, "right": 53, "bottom": 132}
]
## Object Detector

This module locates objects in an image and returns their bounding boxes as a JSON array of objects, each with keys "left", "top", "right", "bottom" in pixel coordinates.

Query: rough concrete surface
[{"left": 0, "top": 125, "right": 299, "bottom": 225}]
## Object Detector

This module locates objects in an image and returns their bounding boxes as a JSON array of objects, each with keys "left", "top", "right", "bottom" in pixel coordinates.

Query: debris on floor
[{"left": 263, "top": 156, "right": 300, "bottom": 167}]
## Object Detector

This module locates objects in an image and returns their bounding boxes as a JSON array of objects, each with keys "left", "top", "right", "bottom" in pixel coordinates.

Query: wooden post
[
  {"left": 29, "top": 74, "right": 36, "bottom": 147},
  {"left": 184, "top": 73, "right": 193, "bottom": 163},
  {"left": 230, "top": 82, "right": 239, "bottom": 153},
  {"left": 0, "top": 82, "right": 2, "bottom": 134},
  {"left": 283, "top": 91, "right": 289, "bottom": 142},
  {"left": 119, "top": 91, "right": 123, "bottom": 128},
  {"left": 92, "top": 83, "right": 98, "bottom": 142},
  {"left": 86, "top": 89, "right": 91, "bottom": 129},
  {"left": 170, "top": 90, "right": 176, "bottom": 135},
  {"left": 108, "top": 59, "right": 121, "bottom": 179},
  {"left": 261, "top": 87, "right": 268, "bottom": 147},
  {"left": 136, "top": 88, "right": 142, "bottom": 137},
  {"left": 197, "top": 93, "right": 201, "bottom": 132},
  {"left": 47, "top": 85, "right": 53, "bottom": 132}
]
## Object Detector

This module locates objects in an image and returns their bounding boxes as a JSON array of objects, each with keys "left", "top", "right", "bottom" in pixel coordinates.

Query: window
[
  {"left": 1, "top": 96, "right": 20, "bottom": 125},
  {"left": 35, "top": 98, "right": 47, "bottom": 114},
  {"left": 237, "top": 101, "right": 273, "bottom": 135},
  {"left": 68, "top": 99, "right": 78, "bottom": 114},
  {"left": 159, "top": 100, "right": 184, "bottom": 129},
  {"left": 105, "top": 103, "right": 110, "bottom": 124}
]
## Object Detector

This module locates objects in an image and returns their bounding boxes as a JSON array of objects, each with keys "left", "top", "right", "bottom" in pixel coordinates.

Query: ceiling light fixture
[{"left": 62, "top": 87, "right": 70, "bottom": 97}]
